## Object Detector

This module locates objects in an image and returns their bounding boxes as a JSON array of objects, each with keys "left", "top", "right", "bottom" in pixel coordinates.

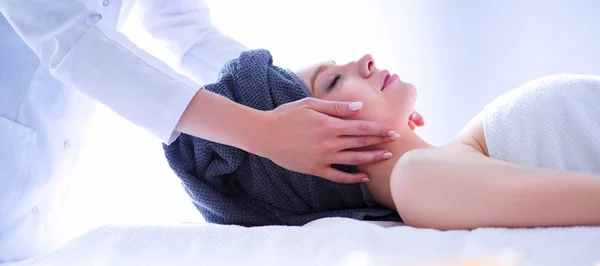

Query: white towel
[
  {"left": 463, "top": 226, "right": 600, "bottom": 266},
  {"left": 484, "top": 73, "right": 600, "bottom": 173},
  {"left": 8, "top": 218, "right": 600, "bottom": 266}
]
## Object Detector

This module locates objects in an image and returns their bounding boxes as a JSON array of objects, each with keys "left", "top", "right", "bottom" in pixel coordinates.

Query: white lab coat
[{"left": 0, "top": 0, "right": 246, "bottom": 262}]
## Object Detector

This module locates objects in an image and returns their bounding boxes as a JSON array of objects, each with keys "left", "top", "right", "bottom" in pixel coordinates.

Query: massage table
[{"left": 8, "top": 218, "right": 600, "bottom": 266}]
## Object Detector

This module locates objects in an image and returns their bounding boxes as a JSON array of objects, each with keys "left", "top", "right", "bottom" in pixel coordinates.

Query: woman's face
[{"left": 295, "top": 54, "right": 417, "bottom": 130}]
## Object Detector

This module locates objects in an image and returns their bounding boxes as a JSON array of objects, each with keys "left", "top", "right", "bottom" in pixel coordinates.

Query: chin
[
  {"left": 404, "top": 86, "right": 418, "bottom": 111},
  {"left": 390, "top": 81, "right": 417, "bottom": 100},
  {"left": 404, "top": 82, "right": 418, "bottom": 100}
]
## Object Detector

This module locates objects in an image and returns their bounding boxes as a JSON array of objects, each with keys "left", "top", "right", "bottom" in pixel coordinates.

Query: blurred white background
[{"left": 60, "top": 0, "right": 600, "bottom": 241}]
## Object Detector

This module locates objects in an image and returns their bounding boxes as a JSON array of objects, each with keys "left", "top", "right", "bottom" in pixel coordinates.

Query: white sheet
[{"left": 8, "top": 218, "right": 600, "bottom": 266}]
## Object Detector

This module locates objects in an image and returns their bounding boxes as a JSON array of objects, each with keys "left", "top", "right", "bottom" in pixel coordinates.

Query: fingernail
[
  {"left": 361, "top": 177, "right": 370, "bottom": 183},
  {"left": 382, "top": 152, "right": 393, "bottom": 159},
  {"left": 387, "top": 130, "right": 396, "bottom": 137},
  {"left": 349, "top": 102, "right": 363, "bottom": 111},
  {"left": 390, "top": 133, "right": 401, "bottom": 141}
]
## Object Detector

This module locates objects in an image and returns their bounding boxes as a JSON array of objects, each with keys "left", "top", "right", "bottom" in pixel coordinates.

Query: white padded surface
[{"left": 10, "top": 218, "right": 600, "bottom": 266}]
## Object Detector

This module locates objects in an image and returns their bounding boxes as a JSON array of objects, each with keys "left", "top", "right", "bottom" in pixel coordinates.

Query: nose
[{"left": 358, "top": 54, "right": 375, "bottom": 78}]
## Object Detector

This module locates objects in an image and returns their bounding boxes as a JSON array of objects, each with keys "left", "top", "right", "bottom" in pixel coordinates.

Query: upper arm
[
  {"left": 136, "top": 0, "right": 248, "bottom": 85},
  {"left": 0, "top": 0, "right": 91, "bottom": 68},
  {"left": 390, "top": 146, "right": 600, "bottom": 230},
  {"left": 0, "top": 0, "right": 202, "bottom": 144}
]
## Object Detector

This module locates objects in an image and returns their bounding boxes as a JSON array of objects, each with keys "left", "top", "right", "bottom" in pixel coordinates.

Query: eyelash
[{"left": 327, "top": 74, "right": 342, "bottom": 91}]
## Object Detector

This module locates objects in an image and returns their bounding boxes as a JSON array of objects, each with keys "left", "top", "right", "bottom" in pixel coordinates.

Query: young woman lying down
[{"left": 164, "top": 49, "right": 600, "bottom": 230}]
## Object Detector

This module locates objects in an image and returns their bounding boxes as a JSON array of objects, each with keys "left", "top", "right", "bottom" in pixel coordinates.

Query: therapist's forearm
[{"left": 175, "top": 88, "right": 267, "bottom": 154}]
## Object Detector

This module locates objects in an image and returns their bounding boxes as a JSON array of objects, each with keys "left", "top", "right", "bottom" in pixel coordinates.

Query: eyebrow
[{"left": 309, "top": 61, "right": 335, "bottom": 93}]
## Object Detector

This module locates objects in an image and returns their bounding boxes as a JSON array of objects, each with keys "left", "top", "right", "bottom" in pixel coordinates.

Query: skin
[
  {"left": 296, "top": 54, "right": 430, "bottom": 208},
  {"left": 176, "top": 56, "right": 424, "bottom": 184},
  {"left": 296, "top": 54, "right": 600, "bottom": 230}
]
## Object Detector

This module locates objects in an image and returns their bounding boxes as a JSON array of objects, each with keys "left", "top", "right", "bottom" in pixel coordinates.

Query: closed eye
[{"left": 326, "top": 74, "right": 342, "bottom": 92}]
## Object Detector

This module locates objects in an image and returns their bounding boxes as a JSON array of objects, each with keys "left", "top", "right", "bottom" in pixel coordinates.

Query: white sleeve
[
  {"left": 0, "top": 0, "right": 201, "bottom": 144},
  {"left": 137, "top": 0, "right": 248, "bottom": 85}
]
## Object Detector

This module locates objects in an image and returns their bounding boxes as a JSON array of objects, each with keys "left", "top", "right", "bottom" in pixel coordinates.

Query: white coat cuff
[{"left": 163, "top": 87, "right": 198, "bottom": 145}]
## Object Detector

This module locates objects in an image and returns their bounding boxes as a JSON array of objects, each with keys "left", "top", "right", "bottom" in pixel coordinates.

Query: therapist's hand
[
  {"left": 408, "top": 110, "right": 425, "bottom": 130},
  {"left": 255, "top": 98, "right": 401, "bottom": 184}
]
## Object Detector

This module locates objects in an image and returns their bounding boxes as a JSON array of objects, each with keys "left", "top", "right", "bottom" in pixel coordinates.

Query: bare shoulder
[
  {"left": 391, "top": 110, "right": 491, "bottom": 179},
  {"left": 446, "top": 110, "right": 489, "bottom": 157}
]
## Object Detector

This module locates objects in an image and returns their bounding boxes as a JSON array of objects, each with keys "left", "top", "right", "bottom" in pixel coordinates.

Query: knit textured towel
[
  {"left": 163, "top": 49, "right": 399, "bottom": 226},
  {"left": 484, "top": 74, "right": 600, "bottom": 173}
]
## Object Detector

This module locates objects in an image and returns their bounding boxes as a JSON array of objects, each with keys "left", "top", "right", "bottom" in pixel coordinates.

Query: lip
[
  {"left": 380, "top": 70, "right": 390, "bottom": 91},
  {"left": 380, "top": 70, "right": 400, "bottom": 91}
]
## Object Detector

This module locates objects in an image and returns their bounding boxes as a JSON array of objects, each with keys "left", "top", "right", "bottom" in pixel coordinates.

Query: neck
[{"left": 357, "top": 127, "right": 435, "bottom": 209}]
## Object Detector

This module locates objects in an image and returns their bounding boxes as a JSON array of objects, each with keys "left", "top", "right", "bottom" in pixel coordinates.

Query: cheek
[
  {"left": 337, "top": 95, "right": 396, "bottom": 125},
  {"left": 359, "top": 85, "right": 417, "bottom": 126},
  {"left": 325, "top": 81, "right": 372, "bottom": 102},
  {"left": 321, "top": 98, "right": 388, "bottom": 123},
  {"left": 395, "top": 83, "right": 418, "bottom": 112},
  {"left": 323, "top": 91, "right": 381, "bottom": 118},
  {"left": 320, "top": 89, "right": 374, "bottom": 107},
  {"left": 356, "top": 105, "right": 399, "bottom": 126},
  {"left": 318, "top": 80, "right": 414, "bottom": 125}
]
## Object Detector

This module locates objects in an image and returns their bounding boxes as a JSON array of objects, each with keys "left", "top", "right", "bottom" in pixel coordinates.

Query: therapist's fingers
[
  {"left": 410, "top": 111, "right": 425, "bottom": 127},
  {"left": 336, "top": 119, "right": 397, "bottom": 137},
  {"left": 320, "top": 167, "right": 369, "bottom": 184},
  {"left": 336, "top": 135, "right": 400, "bottom": 150},
  {"left": 306, "top": 98, "right": 396, "bottom": 137},
  {"left": 333, "top": 150, "right": 394, "bottom": 166},
  {"left": 307, "top": 98, "right": 365, "bottom": 119}
]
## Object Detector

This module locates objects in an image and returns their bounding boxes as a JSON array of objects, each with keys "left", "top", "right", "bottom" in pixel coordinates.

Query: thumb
[{"left": 308, "top": 98, "right": 363, "bottom": 118}]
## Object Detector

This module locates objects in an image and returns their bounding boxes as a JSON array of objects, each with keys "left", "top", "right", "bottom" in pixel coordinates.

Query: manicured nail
[
  {"left": 382, "top": 152, "right": 393, "bottom": 159},
  {"left": 361, "top": 177, "right": 370, "bottom": 183},
  {"left": 349, "top": 102, "right": 363, "bottom": 111},
  {"left": 390, "top": 133, "right": 401, "bottom": 141},
  {"left": 387, "top": 130, "right": 396, "bottom": 137}
]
